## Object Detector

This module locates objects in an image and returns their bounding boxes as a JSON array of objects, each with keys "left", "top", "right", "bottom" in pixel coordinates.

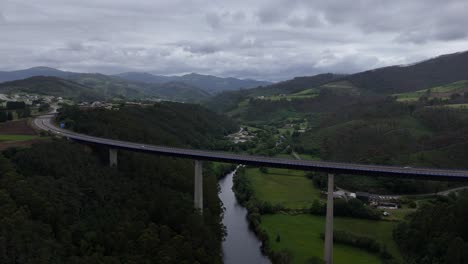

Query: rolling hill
[
  {"left": 343, "top": 50, "right": 468, "bottom": 94},
  {"left": 204, "top": 73, "right": 345, "bottom": 113},
  {"left": 0, "top": 76, "right": 103, "bottom": 101},
  {"left": 205, "top": 50, "right": 468, "bottom": 115},
  {"left": 0, "top": 75, "right": 210, "bottom": 103},
  {"left": 115, "top": 72, "right": 271, "bottom": 94},
  {"left": 68, "top": 74, "right": 209, "bottom": 102}
]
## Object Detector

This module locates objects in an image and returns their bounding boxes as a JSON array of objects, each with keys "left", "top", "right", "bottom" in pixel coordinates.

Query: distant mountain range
[
  {"left": 0, "top": 76, "right": 104, "bottom": 101},
  {"left": 0, "top": 74, "right": 210, "bottom": 103},
  {"left": 0, "top": 67, "right": 268, "bottom": 102},
  {"left": 0, "top": 67, "right": 79, "bottom": 83},
  {"left": 115, "top": 72, "right": 271, "bottom": 94},
  {"left": 0, "top": 67, "right": 271, "bottom": 95},
  {"left": 1, "top": 50, "right": 467, "bottom": 104}
]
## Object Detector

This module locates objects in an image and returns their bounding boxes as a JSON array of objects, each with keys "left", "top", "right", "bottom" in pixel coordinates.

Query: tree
[
  {"left": 6, "top": 101, "right": 26, "bottom": 109},
  {"left": 276, "top": 234, "right": 281, "bottom": 243},
  {"left": 446, "top": 237, "right": 464, "bottom": 264},
  {"left": 0, "top": 112, "right": 7, "bottom": 122}
]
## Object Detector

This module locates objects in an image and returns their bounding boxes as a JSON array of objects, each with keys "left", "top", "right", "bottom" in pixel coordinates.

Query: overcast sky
[{"left": 1, "top": 0, "right": 467, "bottom": 81}]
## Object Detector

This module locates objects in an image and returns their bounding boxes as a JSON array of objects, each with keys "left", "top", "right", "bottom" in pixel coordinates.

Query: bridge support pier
[
  {"left": 109, "top": 148, "right": 118, "bottom": 167},
  {"left": 324, "top": 173, "right": 334, "bottom": 264},
  {"left": 194, "top": 160, "right": 203, "bottom": 212}
]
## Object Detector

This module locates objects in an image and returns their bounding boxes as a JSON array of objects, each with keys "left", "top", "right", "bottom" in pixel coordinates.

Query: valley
[{"left": 1, "top": 50, "right": 468, "bottom": 264}]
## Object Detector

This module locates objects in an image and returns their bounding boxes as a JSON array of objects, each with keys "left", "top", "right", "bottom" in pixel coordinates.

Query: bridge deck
[{"left": 34, "top": 115, "right": 468, "bottom": 181}]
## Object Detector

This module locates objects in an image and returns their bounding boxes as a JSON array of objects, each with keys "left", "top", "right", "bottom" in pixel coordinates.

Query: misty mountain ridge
[
  {"left": 0, "top": 67, "right": 271, "bottom": 94},
  {"left": 115, "top": 72, "right": 272, "bottom": 94},
  {"left": 0, "top": 74, "right": 210, "bottom": 103}
]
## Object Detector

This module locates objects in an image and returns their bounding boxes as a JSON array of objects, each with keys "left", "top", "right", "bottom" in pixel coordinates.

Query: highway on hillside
[{"left": 34, "top": 114, "right": 468, "bottom": 181}]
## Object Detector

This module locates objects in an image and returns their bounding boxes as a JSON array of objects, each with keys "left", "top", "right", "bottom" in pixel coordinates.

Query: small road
[
  {"left": 33, "top": 114, "right": 468, "bottom": 181},
  {"left": 291, "top": 151, "right": 301, "bottom": 160}
]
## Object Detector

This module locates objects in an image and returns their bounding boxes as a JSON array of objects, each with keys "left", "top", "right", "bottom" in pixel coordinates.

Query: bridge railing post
[
  {"left": 109, "top": 148, "right": 118, "bottom": 167},
  {"left": 324, "top": 173, "right": 334, "bottom": 264},
  {"left": 194, "top": 160, "right": 203, "bottom": 212}
]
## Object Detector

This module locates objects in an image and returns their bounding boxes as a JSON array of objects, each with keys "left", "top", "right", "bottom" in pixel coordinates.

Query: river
[{"left": 219, "top": 170, "right": 271, "bottom": 264}]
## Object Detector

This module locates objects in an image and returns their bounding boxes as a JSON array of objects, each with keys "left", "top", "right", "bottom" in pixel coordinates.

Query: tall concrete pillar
[
  {"left": 109, "top": 148, "right": 118, "bottom": 167},
  {"left": 194, "top": 160, "right": 203, "bottom": 212},
  {"left": 324, "top": 173, "right": 334, "bottom": 264}
]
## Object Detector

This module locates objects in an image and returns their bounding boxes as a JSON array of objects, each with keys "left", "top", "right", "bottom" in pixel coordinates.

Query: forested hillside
[
  {"left": 345, "top": 51, "right": 468, "bottom": 94},
  {"left": 205, "top": 51, "right": 468, "bottom": 116},
  {"left": 58, "top": 103, "right": 237, "bottom": 149},
  {"left": 293, "top": 98, "right": 468, "bottom": 194},
  {"left": 116, "top": 72, "right": 271, "bottom": 94},
  {"left": 204, "top": 73, "right": 343, "bottom": 113},
  {"left": 394, "top": 192, "right": 468, "bottom": 264},
  {"left": 0, "top": 103, "right": 237, "bottom": 263},
  {"left": 69, "top": 74, "right": 210, "bottom": 102}
]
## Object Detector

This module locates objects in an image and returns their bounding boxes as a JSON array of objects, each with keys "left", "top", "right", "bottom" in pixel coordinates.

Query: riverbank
[
  {"left": 219, "top": 169, "right": 271, "bottom": 264},
  {"left": 232, "top": 167, "right": 403, "bottom": 264}
]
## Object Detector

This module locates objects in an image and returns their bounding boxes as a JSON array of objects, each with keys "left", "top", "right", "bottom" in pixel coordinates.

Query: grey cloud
[
  {"left": 205, "top": 12, "right": 222, "bottom": 29},
  {"left": 232, "top": 11, "right": 246, "bottom": 22},
  {"left": 0, "top": 0, "right": 467, "bottom": 81},
  {"left": 287, "top": 15, "right": 322, "bottom": 28},
  {"left": 66, "top": 41, "right": 88, "bottom": 52},
  {"left": 182, "top": 43, "right": 220, "bottom": 54},
  {"left": 257, "top": 8, "right": 281, "bottom": 24}
]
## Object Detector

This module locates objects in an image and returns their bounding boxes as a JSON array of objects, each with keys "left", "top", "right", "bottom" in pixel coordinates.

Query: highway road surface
[{"left": 34, "top": 114, "right": 468, "bottom": 181}]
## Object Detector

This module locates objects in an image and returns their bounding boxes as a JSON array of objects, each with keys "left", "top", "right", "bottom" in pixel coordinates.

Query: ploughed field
[{"left": 0, "top": 119, "right": 42, "bottom": 150}]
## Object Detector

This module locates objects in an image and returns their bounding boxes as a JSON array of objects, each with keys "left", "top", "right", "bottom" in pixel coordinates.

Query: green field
[
  {"left": 245, "top": 166, "right": 405, "bottom": 263},
  {"left": 394, "top": 80, "right": 468, "bottom": 102},
  {"left": 0, "top": 134, "right": 38, "bottom": 142},
  {"left": 278, "top": 127, "right": 294, "bottom": 135},
  {"left": 261, "top": 214, "right": 401, "bottom": 264},
  {"left": 319, "top": 81, "right": 361, "bottom": 96},
  {"left": 427, "top": 103, "right": 468, "bottom": 109},
  {"left": 256, "top": 83, "right": 359, "bottom": 102},
  {"left": 246, "top": 168, "right": 321, "bottom": 209},
  {"left": 258, "top": 88, "right": 320, "bottom": 101}
]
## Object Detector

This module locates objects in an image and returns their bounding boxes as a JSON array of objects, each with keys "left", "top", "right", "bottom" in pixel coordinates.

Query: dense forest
[
  {"left": 0, "top": 103, "right": 238, "bottom": 263},
  {"left": 394, "top": 192, "right": 468, "bottom": 264},
  {"left": 292, "top": 98, "right": 468, "bottom": 194},
  {"left": 58, "top": 103, "right": 238, "bottom": 149}
]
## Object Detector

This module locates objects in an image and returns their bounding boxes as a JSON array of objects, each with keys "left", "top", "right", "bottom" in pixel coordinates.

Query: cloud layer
[{"left": 0, "top": 0, "right": 467, "bottom": 81}]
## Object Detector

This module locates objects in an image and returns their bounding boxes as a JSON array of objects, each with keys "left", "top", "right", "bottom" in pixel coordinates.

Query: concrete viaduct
[{"left": 34, "top": 114, "right": 468, "bottom": 264}]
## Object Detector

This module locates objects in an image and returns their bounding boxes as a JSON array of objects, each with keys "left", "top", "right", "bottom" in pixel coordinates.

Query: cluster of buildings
[
  {"left": 282, "top": 123, "right": 307, "bottom": 133},
  {"left": 78, "top": 101, "right": 114, "bottom": 110},
  {"left": 0, "top": 93, "right": 61, "bottom": 107},
  {"left": 355, "top": 192, "right": 400, "bottom": 210},
  {"left": 227, "top": 127, "right": 255, "bottom": 144},
  {"left": 78, "top": 101, "right": 160, "bottom": 111},
  {"left": 326, "top": 190, "right": 400, "bottom": 211}
]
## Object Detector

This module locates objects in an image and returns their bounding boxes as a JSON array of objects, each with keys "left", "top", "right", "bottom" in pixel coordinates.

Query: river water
[{"left": 219, "top": 170, "right": 271, "bottom": 264}]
